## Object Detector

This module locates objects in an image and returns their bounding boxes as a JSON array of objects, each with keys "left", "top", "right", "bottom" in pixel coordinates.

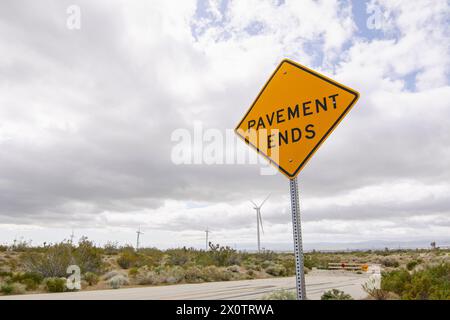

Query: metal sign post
[{"left": 289, "top": 178, "right": 306, "bottom": 300}]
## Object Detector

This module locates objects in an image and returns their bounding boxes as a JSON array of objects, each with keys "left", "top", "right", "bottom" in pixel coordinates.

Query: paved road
[{"left": 0, "top": 270, "right": 370, "bottom": 300}]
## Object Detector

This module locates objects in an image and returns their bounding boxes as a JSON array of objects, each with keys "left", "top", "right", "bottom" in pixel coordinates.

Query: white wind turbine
[
  {"left": 136, "top": 226, "right": 144, "bottom": 251},
  {"left": 250, "top": 194, "right": 270, "bottom": 253},
  {"left": 69, "top": 229, "right": 75, "bottom": 244},
  {"left": 205, "top": 227, "right": 210, "bottom": 251}
]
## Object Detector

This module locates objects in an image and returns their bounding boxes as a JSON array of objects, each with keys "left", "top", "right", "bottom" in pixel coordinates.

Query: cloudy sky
[{"left": 0, "top": 0, "right": 449, "bottom": 250}]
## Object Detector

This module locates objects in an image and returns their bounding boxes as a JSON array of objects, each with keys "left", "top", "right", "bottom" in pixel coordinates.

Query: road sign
[
  {"left": 235, "top": 59, "right": 359, "bottom": 179},
  {"left": 235, "top": 58, "right": 360, "bottom": 300}
]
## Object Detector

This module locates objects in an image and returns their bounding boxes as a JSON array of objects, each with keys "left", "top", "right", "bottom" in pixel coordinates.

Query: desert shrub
[
  {"left": 142, "top": 266, "right": 187, "bottom": 285},
  {"left": 265, "top": 263, "right": 287, "bottom": 277},
  {"left": 279, "top": 256, "right": 296, "bottom": 276},
  {"left": 103, "top": 270, "right": 124, "bottom": 281},
  {"left": 12, "top": 283, "right": 26, "bottom": 295},
  {"left": 255, "top": 250, "right": 277, "bottom": 262},
  {"left": 108, "top": 274, "right": 129, "bottom": 289},
  {"left": 10, "top": 239, "right": 31, "bottom": 252},
  {"left": 0, "top": 245, "right": 7, "bottom": 252},
  {"left": 353, "top": 251, "right": 370, "bottom": 258},
  {"left": 363, "top": 277, "right": 391, "bottom": 300},
  {"left": 0, "top": 271, "right": 13, "bottom": 278},
  {"left": 184, "top": 266, "right": 204, "bottom": 283},
  {"left": 83, "top": 272, "right": 99, "bottom": 286},
  {"left": 161, "top": 266, "right": 185, "bottom": 284},
  {"left": 246, "top": 269, "right": 256, "bottom": 278},
  {"left": 194, "top": 252, "right": 215, "bottom": 267},
  {"left": 208, "top": 244, "right": 241, "bottom": 267},
  {"left": 103, "top": 241, "right": 120, "bottom": 255},
  {"left": 250, "top": 264, "right": 262, "bottom": 271},
  {"left": 0, "top": 282, "right": 26, "bottom": 295},
  {"left": 243, "top": 260, "right": 261, "bottom": 272},
  {"left": 0, "top": 283, "right": 13, "bottom": 295},
  {"left": 12, "top": 272, "right": 43, "bottom": 291},
  {"left": 21, "top": 238, "right": 103, "bottom": 277},
  {"left": 117, "top": 251, "right": 139, "bottom": 269},
  {"left": 381, "top": 269, "right": 411, "bottom": 295},
  {"left": 304, "top": 254, "right": 333, "bottom": 269},
  {"left": 226, "top": 265, "right": 240, "bottom": 273},
  {"left": 412, "top": 265, "right": 450, "bottom": 299},
  {"left": 381, "top": 257, "right": 400, "bottom": 268},
  {"left": 137, "top": 248, "right": 164, "bottom": 267},
  {"left": 44, "top": 277, "right": 67, "bottom": 293},
  {"left": 22, "top": 242, "right": 74, "bottom": 277},
  {"left": 72, "top": 237, "right": 103, "bottom": 274},
  {"left": 128, "top": 267, "right": 139, "bottom": 277},
  {"left": 303, "top": 254, "right": 316, "bottom": 269},
  {"left": 7, "top": 258, "right": 19, "bottom": 272},
  {"left": 263, "top": 289, "right": 296, "bottom": 300},
  {"left": 119, "top": 244, "right": 135, "bottom": 251},
  {"left": 321, "top": 289, "right": 353, "bottom": 300},
  {"left": 407, "top": 261, "right": 418, "bottom": 271},
  {"left": 202, "top": 266, "right": 231, "bottom": 282},
  {"left": 261, "top": 260, "right": 272, "bottom": 269},
  {"left": 393, "top": 263, "right": 450, "bottom": 300},
  {"left": 136, "top": 271, "right": 161, "bottom": 285},
  {"left": 167, "top": 249, "right": 191, "bottom": 266}
]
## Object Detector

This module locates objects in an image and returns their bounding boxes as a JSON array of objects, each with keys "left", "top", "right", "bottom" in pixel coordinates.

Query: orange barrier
[{"left": 328, "top": 262, "right": 369, "bottom": 271}]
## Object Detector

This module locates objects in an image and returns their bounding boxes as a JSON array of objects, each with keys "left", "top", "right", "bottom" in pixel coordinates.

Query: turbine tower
[
  {"left": 250, "top": 194, "right": 270, "bottom": 253},
  {"left": 70, "top": 229, "right": 75, "bottom": 244},
  {"left": 136, "top": 226, "right": 144, "bottom": 251},
  {"left": 205, "top": 227, "right": 210, "bottom": 251}
]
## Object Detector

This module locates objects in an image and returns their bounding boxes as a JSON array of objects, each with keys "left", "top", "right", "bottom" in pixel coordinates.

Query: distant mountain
[{"left": 232, "top": 239, "right": 450, "bottom": 252}]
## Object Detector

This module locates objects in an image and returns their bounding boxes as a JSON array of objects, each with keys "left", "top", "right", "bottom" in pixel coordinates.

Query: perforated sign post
[{"left": 235, "top": 59, "right": 360, "bottom": 300}]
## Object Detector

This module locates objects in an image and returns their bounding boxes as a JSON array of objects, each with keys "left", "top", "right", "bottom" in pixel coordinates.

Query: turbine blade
[
  {"left": 250, "top": 200, "right": 258, "bottom": 207},
  {"left": 259, "top": 193, "right": 271, "bottom": 207}
]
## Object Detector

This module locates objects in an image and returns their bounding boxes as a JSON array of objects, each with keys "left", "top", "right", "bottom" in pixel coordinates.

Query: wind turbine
[
  {"left": 69, "top": 229, "right": 75, "bottom": 244},
  {"left": 205, "top": 227, "right": 210, "bottom": 251},
  {"left": 250, "top": 194, "right": 270, "bottom": 253},
  {"left": 136, "top": 226, "right": 144, "bottom": 251}
]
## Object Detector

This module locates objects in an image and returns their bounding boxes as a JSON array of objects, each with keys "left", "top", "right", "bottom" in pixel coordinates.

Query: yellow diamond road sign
[{"left": 235, "top": 59, "right": 360, "bottom": 179}]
